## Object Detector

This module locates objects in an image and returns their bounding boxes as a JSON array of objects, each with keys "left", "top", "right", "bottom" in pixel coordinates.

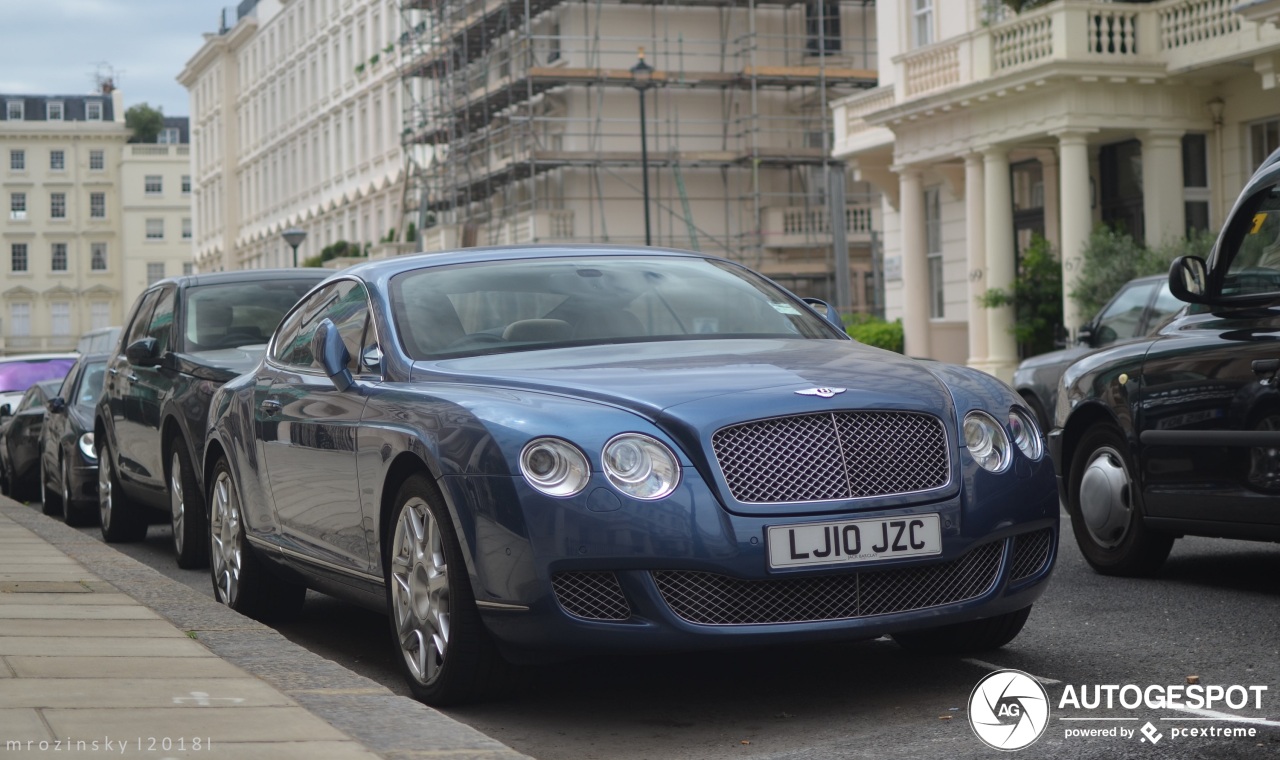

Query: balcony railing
[
  {"left": 888, "top": 0, "right": 1278, "bottom": 102},
  {"left": 419, "top": 210, "right": 576, "bottom": 252},
  {"left": 761, "top": 204, "right": 877, "bottom": 249}
]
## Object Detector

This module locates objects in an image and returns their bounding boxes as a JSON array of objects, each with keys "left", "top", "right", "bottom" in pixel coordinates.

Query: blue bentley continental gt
[{"left": 203, "top": 246, "right": 1059, "bottom": 705}]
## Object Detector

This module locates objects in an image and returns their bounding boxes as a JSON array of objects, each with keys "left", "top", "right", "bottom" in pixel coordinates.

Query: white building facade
[
  {"left": 833, "top": 0, "right": 1280, "bottom": 379},
  {"left": 179, "top": 0, "right": 408, "bottom": 273}
]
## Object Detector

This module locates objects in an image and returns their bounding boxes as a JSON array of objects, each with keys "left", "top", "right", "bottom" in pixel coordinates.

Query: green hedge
[{"left": 843, "top": 314, "right": 904, "bottom": 354}]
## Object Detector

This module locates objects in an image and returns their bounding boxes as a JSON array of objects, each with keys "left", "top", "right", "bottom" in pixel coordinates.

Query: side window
[
  {"left": 1094, "top": 282, "right": 1157, "bottom": 345},
  {"left": 122, "top": 290, "right": 161, "bottom": 352},
  {"left": 322, "top": 281, "right": 370, "bottom": 373},
  {"left": 1222, "top": 182, "right": 1280, "bottom": 297},
  {"left": 1145, "top": 283, "right": 1184, "bottom": 333},
  {"left": 274, "top": 284, "right": 334, "bottom": 368},
  {"left": 17, "top": 389, "right": 42, "bottom": 413},
  {"left": 271, "top": 302, "right": 308, "bottom": 365},
  {"left": 147, "top": 287, "right": 177, "bottom": 354},
  {"left": 273, "top": 282, "right": 365, "bottom": 370}
]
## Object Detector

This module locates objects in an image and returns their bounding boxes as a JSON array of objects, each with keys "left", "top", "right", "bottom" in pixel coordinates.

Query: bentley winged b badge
[{"left": 795, "top": 387, "right": 847, "bottom": 398}]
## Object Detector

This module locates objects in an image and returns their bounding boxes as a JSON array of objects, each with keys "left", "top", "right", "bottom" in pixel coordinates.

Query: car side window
[
  {"left": 272, "top": 281, "right": 368, "bottom": 371},
  {"left": 1222, "top": 182, "right": 1280, "bottom": 298},
  {"left": 16, "top": 388, "right": 41, "bottom": 413},
  {"left": 1145, "top": 283, "right": 1183, "bottom": 332},
  {"left": 147, "top": 286, "right": 177, "bottom": 354},
  {"left": 324, "top": 282, "right": 371, "bottom": 374},
  {"left": 1094, "top": 282, "right": 1157, "bottom": 345},
  {"left": 121, "top": 290, "right": 161, "bottom": 352},
  {"left": 270, "top": 302, "right": 308, "bottom": 365}
]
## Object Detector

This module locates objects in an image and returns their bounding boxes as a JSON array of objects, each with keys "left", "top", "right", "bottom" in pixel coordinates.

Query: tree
[
  {"left": 980, "top": 233, "right": 1063, "bottom": 358},
  {"left": 124, "top": 103, "right": 164, "bottom": 144}
]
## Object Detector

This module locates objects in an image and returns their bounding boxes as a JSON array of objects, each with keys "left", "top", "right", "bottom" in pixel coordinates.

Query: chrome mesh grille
[
  {"left": 652, "top": 541, "right": 1004, "bottom": 626},
  {"left": 711, "top": 411, "right": 949, "bottom": 503},
  {"left": 552, "top": 571, "right": 631, "bottom": 621},
  {"left": 1009, "top": 529, "right": 1053, "bottom": 582}
]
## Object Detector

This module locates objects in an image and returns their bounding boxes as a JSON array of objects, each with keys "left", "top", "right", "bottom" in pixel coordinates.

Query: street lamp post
[
  {"left": 630, "top": 48, "right": 655, "bottom": 246},
  {"left": 282, "top": 227, "right": 307, "bottom": 268}
]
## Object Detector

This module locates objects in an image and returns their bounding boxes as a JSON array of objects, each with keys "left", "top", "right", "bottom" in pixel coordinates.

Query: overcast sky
[{"left": 1, "top": 0, "right": 225, "bottom": 116}]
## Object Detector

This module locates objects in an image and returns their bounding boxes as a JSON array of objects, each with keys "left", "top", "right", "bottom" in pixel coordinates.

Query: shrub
[
  {"left": 1070, "top": 226, "right": 1214, "bottom": 318},
  {"left": 843, "top": 313, "right": 904, "bottom": 354},
  {"left": 980, "top": 233, "right": 1063, "bottom": 358}
]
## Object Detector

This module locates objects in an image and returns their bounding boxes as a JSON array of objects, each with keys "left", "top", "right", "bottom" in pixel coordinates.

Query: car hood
[
  {"left": 1016, "top": 345, "right": 1091, "bottom": 373},
  {"left": 173, "top": 345, "right": 267, "bottom": 383},
  {"left": 419, "top": 339, "right": 954, "bottom": 421}
]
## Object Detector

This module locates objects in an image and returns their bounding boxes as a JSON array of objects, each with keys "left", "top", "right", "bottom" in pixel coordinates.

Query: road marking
[
  {"left": 962, "top": 658, "right": 1062, "bottom": 685},
  {"left": 1161, "top": 708, "right": 1280, "bottom": 727}
]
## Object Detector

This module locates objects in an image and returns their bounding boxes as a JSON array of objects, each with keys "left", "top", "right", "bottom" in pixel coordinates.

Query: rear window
[{"left": 0, "top": 358, "right": 76, "bottom": 394}]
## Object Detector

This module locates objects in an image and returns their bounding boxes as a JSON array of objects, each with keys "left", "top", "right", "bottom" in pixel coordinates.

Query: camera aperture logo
[{"left": 968, "top": 669, "right": 1051, "bottom": 751}]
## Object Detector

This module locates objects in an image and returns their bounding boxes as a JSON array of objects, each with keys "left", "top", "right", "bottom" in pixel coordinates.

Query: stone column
[
  {"left": 983, "top": 146, "right": 1017, "bottom": 381},
  {"left": 964, "top": 152, "right": 988, "bottom": 370},
  {"left": 898, "top": 167, "right": 931, "bottom": 358},
  {"left": 1055, "top": 129, "right": 1096, "bottom": 339},
  {"left": 1140, "top": 129, "right": 1186, "bottom": 248}
]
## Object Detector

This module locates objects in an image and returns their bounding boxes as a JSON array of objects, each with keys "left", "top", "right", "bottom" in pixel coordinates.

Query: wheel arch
[{"left": 1060, "top": 401, "right": 1129, "bottom": 492}]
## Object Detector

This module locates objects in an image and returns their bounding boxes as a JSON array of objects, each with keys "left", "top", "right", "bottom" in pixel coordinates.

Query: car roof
[
  {"left": 148, "top": 268, "right": 331, "bottom": 290},
  {"left": 336, "top": 244, "right": 719, "bottom": 281},
  {"left": 0, "top": 353, "right": 79, "bottom": 364}
]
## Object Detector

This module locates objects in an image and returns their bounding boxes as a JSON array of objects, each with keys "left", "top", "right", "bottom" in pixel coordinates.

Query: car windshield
[
  {"left": 185, "top": 280, "right": 321, "bottom": 351},
  {"left": 75, "top": 361, "right": 108, "bottom": 410},
  {"left": 0, "top": 358, "right": 76, "bottom": 394},
  {"left": 389, "top": 255, "right": 838, "bottom": 360}
]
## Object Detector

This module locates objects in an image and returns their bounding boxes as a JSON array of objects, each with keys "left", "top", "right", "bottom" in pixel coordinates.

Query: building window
[
  {"left": 50, "top": 193, "right": 66, "bottom": 219},
  {"left": 11, "top": 243, "right": 29, "bottom": 272},
  {"left": 91, "top": 243, "right": 108, "bottom": 271},
  {"left": 912, "top": 0, "right": 934, "bottom": 48},
  {"left": 158, "top": 127, "right": 181, "bottom": 144},
  {"left": 6, "top": 101, "right": 22, "bottom": 120},
  {"left": 182, "top": 175, "right": 191, "bottom": 194},
  {"left": 10, "top": 192, "right": 26, "bottom": 221},
  {"left": 89, "top": 149, "right": 104, "bottom": 170},
  {"left": 51, "top": 243, "right": 68, "bottom": 272},
  {"left": 925, "top": 186, "right": 944, "bottom": 319},
  {"left": 90, "top": 192, "right": 106, "bottom": 219},
  {"left": 1183, "top": 133, "right": 1211, "bottom": 235},
  {"left": 1250, "top": 118, "right": 1280, "bottom": 173},
  {"left": 91, "top": 301, "right": 110, "bottom": 329},
  {"left": 10, "top": 149, "right": 25, "bottom": 171},
  {"left": 8, "top": 303, "right": 30, "bottom": 338},
  {"left": 146, "top": 262, "right": 165, "bottom": 284},
  {"left": 47, "top": 101, "right": 64, "bottom": 120},
  {"left": 50, "top": 150, "right": 65, "bottom": 171},
  {"left": 182, "top": 262, "right": 194, "bottom": 276},
  {"left": 182, "top": 217, "right": 192, "bottom": 240},
  {"left": 805, "top": 1, "right": 842, "bottom": 55},
  {"left": 144, "top": 175, "right": 163, "bottom": 195},
  {"left": 145, "top": 219, "right": 164, "bottom": 239},
  {"left": 86, "top": 101, "right": 103, "bottom": 121},
  {"left": 50, "top": 302, "right": 71, "bottom": 337}
]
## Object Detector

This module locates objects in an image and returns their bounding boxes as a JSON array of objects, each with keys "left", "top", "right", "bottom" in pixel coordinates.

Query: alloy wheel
[
  {"left": 210, "top": 470, "right": 243, "bottom": 605},
  {"left": 98, "top": 447, "right": 113, "bottom": 529},
  {"left": 170, "top": 451, "right": 186, "bottom": 556},
  {"left": 390, "top": 497, "right": 451, "bottom": 687}
]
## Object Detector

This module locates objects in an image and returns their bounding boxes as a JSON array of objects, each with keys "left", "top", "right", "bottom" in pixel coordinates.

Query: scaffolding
[{"left": 397, "top": 0, "right": 878, "bottom": 303}]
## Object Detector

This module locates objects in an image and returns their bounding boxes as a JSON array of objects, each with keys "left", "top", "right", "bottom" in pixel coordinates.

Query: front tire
[
  {"left": 98, "top": 439, "right": 148, "bottom": 542},
  {"left": 892, "top": 606, "right": 1033, "bottom": 653},
  {"left": 208, "top": 456, "right": 304, "bottom": 620},
  {"left": 170, "top": 444, "right": 208, "bottom": 569},
  {"left": 385, "top": 474, "right": 510, "bottom": 705},
  {"left": 62, "top": 456, "right": 95, "bottom": 527},
  {"left": 1068, "top": 424, "right": 1173, "bottom": 576}
]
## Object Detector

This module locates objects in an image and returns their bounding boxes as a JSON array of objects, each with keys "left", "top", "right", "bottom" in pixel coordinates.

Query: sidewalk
[{"left": 0, "top": 497, "right": 530, "bottom": 759}]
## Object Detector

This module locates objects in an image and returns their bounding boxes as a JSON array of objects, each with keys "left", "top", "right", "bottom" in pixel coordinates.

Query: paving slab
[
  {"left": 5, "top": 655, "right": 249, "bottom": 679},
  {"left": 0, "top": 677, "right": 298, "bottom": 709}
]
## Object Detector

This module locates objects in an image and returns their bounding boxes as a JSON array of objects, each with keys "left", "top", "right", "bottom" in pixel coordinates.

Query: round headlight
[
  {"left": 602, "top": 434, "right": 680, "bottom": 500},
  {"left": 1008, "top": 408, "right": 1043, "bottom": 461},
  {"left": 520, "top": 438, "right": 590, "bottom": 497},
  {"left": 78, "top": 432, "right": 97, "bottom": 462},
  {"left": 964, "top": 411, "right": 1011, "bottom": 472}
]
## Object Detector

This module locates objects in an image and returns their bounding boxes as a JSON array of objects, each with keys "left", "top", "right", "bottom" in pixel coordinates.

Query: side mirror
[
  {"left": 312, "top": 318, "right": 353, "bottom": 392},
  {"left": 0, "top": 404, "right": 10, "bottom": 418},
  {"left": 46, "top": 397, "right": 66, "bottom": 414},
  {"left": 1076, "top": 324, "right": 1096, "bottom": 347},
  {"left": 125, "top": 337, "right": 161, "bottom": 367},
  {"left": 802, "top": 298, "right": 844, "bottom": 330},
  {"left": 1169, "top": 255, "right": 1209, "bottom": 304},
  {"left": 1053, "top": 324, "right": 1069, "bottom": 349}
]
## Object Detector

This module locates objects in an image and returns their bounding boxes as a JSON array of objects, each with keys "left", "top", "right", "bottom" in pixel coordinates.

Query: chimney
[{"left": 112, "top": 90, "right": 125, "bottom": 123}]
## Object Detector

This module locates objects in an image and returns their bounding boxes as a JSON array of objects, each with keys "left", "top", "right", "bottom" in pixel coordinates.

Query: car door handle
[
  {"left": 108, "top": 367, "right": 118, "bottom": 376},
  {"left": 259, "top": 400, "right": 282, "bottom": 415},
  {"left": 1253, "top": 359, "right": 1280, "bottom": 385},
  {"left": 126, "top": 374, "right": 139, "bottom": 382}
]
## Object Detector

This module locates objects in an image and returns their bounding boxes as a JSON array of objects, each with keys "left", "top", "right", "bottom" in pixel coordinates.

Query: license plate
[{"left": 767, "top": 514, "right": 942, "bottom": 569}]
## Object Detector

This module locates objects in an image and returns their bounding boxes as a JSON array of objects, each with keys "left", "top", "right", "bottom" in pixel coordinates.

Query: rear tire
[
  {"left": 892, "top": 606, "right": 1033, "bottom": 653},
  {"left": 385, "top": 474, "right": 511, "bottom": 705},
  {"left": 170, "top": 444, "right": 209, "bottom": 569},
  {"left": 208, "top": 456, "right": 304, "bottom": 621},
  {"left": 98, "top": 439, "right": 148, "bottom": 543}
]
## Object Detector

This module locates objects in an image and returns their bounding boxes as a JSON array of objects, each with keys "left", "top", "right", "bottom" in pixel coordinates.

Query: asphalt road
[{"left": 23, "top": 499, "right": 1280, "bottom": 759}]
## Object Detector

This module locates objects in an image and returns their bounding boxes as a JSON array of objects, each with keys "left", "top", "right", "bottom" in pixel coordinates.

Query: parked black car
[
  {"left": 1053, "top": 146, "right": 1280, "bottom": 576},
  {"left": 1014, "top": 274, "right": 1183, "bottom": 428},
  {"left": 39, "top": 353, "right": 110, "bottom": 526},
  {"left": 95, "top": 269, "right": 328, "bottom": 567},
  {"left": 0, "top": 379, "right": 64, "bottom": 502}
]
